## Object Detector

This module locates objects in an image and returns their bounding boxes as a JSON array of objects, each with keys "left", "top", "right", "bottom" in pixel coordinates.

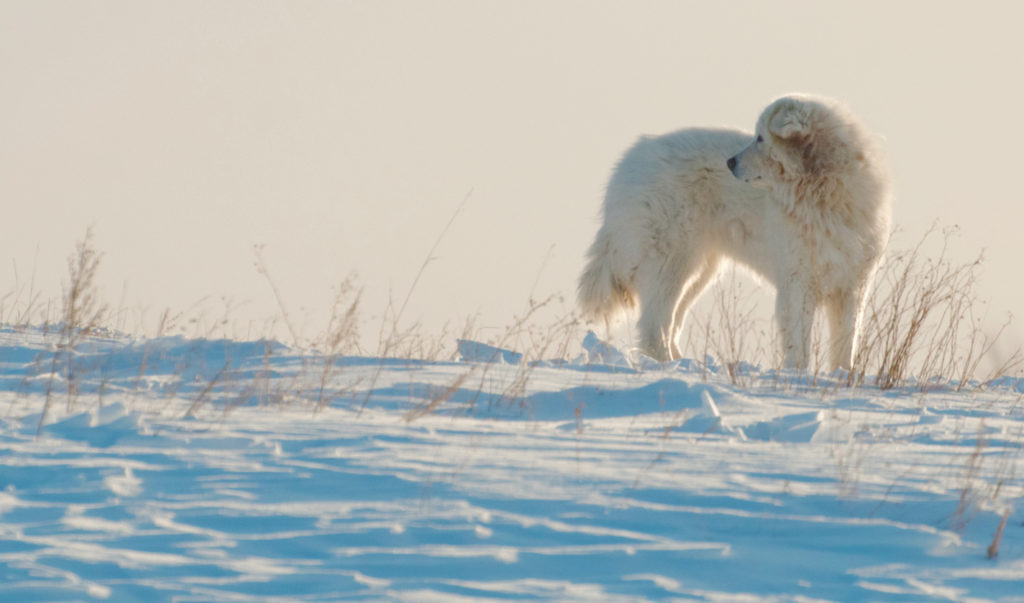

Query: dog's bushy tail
[{"left": 577, "top": 232, "right": 635, "bottom": 322}]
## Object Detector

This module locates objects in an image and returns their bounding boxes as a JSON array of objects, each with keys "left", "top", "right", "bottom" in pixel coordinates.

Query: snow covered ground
[{"left": 1, "top": 325, "right": 1022, "bottom": 601}]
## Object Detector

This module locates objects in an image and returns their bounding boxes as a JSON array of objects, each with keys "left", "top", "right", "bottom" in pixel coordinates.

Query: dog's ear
[{"left": 768, "top": 103, "right": 811, "bottom": 140}]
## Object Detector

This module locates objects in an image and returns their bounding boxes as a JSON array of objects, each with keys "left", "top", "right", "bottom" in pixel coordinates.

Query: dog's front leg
[{"left": 775, "top": 280, "right": 815, "bottom": 370}]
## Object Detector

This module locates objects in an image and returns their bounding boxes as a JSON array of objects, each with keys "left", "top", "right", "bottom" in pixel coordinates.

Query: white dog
[{"left": 578, "top": 94, "right": 891, "bottom": 370}]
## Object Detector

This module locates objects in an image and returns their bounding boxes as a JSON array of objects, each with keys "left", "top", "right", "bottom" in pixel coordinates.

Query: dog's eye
[{"left": 756, "top": 135, "right": 764, "bottom": 143}]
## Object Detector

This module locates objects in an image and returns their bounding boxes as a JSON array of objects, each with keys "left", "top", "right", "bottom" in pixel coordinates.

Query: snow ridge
[{"left": 0, "top": 326, "right": 1021, "bottom": 601}]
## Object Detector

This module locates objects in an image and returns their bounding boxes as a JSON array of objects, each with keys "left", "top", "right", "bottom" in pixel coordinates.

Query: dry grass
[
  {"left": 852, "top": 226, "right": 1022, "bottom": 390},
  {"left": 253, "top": 243, "right": 307, "bottom": 348},
  {"left": 38, "top": 228, "right": 109, "bottom": 433},
  {"left": 987, "top": 509, "right": 1010, "bottom": 559},
  {"left": 1, "top": 249, "right": 46, "bottom": 329},
  {"left": 7, "top": 220, "right": 1022, "bottom": 435},
  {"left": 313, "top": 276, "right": 363, "bottom": 410},
  {"left": 465, "top": 294, "right": 582, "bottom": 413}
]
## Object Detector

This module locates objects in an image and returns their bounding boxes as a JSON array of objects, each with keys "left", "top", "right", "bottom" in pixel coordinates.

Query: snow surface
[{"left": 1, "top": 326, "right": 1022, "bottom": 601}]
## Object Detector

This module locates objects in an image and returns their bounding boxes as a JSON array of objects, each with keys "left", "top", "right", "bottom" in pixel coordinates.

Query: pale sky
[{"left": 2, "top": 1, "right": 1023, "bottom": 352}]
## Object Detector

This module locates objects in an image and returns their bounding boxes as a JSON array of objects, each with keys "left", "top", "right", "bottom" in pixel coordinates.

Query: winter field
[
  {"left": 0, "top": 230, "right": 1021, "bottom": 602},
  {"left": 1, "top": 321, "right": 1022, "bottom": 602}
]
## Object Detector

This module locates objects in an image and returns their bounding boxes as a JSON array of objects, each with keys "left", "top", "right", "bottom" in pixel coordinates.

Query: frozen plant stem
[
  {"left": 253, "top": 245, "right": 301, "bottom": 347},
  {"left": 380, "top": 189, "right": 472, "bottom": 353},
  {"left": 38, "top": 228, "right": 107, "bottom": 435},
  {"left": 987, "top": 509, "right": 1010, "bottom": 559},
  {"left": 359, "top": 191, "right": 471, "bottom": 412}
]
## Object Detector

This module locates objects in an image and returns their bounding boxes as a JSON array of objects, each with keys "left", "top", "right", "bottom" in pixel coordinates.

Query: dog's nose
[{"left": 726, "top": 156, "right": 736, "bottom": 171}]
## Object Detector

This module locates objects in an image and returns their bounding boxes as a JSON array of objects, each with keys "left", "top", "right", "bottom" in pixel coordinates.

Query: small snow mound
[
  {"left": 37, "top": 402, "right": 142, "bottom": 447},
  {"left": 745, "top": 411, "right": 826, "bottom": 443},
  {"left": 581, "top": 331, "right": 631, "bottom": 367},
  {"left": 679, "top": 390, "right": 746, "bottom": 439},
  {"left": 457, "top": 340, "right": 524, "bottom": 364}
]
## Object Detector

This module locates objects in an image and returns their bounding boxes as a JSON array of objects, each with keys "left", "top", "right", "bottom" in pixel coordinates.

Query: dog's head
[{"left": 727, "top": 95, "right": 860, "bottom": 188}]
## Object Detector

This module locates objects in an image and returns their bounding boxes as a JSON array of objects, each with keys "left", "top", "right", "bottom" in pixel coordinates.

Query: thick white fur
[{"left": 578, "top": 94, "right": 891, "bottom": 370}]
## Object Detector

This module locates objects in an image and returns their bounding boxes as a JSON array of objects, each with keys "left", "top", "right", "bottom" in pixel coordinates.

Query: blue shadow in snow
[{"left": 361, "top": 378, "right": 711, "bottom": 422}]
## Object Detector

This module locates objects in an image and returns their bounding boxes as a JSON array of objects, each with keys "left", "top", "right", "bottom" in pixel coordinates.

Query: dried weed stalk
[
  {"left": 853, "top": 226, "right": 1022, "bottom": 390},
  {"left": 38, "top": 228, "right": 109, "bottom": 433},
  {"left": 314, "top": 276, "right": 363, "bottom": 411}
]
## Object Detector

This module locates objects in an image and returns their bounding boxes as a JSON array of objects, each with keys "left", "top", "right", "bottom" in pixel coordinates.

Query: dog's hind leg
[
  {"left": 667, "top": 256, "right": 721, "bottom": 359},
  {"left": 635, "top": 253, "right": 703, "bottom": 361}
]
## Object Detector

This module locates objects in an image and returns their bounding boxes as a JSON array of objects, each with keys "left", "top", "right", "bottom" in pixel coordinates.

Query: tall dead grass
[
  {"left": 38, "top": 228, "right": 109, "bottom": 432},
  {"left": 851, "top": 226, "right": 1022, "bottom": 390},
  {"left": 11, "top": 219, "right": 1023, "bottom": 431}
]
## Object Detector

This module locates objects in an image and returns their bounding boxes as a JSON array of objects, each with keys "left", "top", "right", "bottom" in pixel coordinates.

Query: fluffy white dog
[{"left": 578, "top": 94, "right": 891, "bottom": 370}]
